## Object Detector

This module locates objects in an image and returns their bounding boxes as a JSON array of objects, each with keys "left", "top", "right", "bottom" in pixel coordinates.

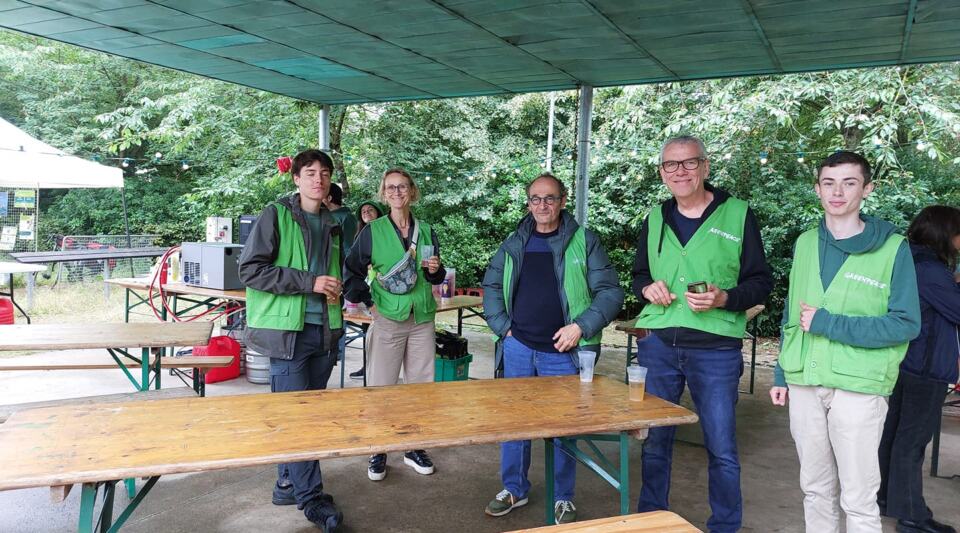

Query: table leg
[
  {"left": 619, "top": 431, "right": 630, "bottom": 515},
  {"left": 102, "top": 260, "right": 111, "bottom": 301},
  {"left": 362, "top": 332, "right": 368, "bottom": 388},
  {"left": 78, "top": 483, "right": 98, "bottom": 533},
  {"left": 124, "top": 478, "right": 136, "bottom": 499},
  {"left": 544, "top": 437, "right": 555, "bottom": 525},
  {"left": 457, "top": 308, "right": 463, "bottom": 336},
  {"left": 141, "top": 347, "right": 150, "bottom": 392},
  {"left": 26, "top": 271, "right": 35, "bottom": 312},
  {"left": 124, "top": 288, "right": 131, "bottom": 323},
  {"left": 99, "top": 481, "right": 116, "bottom": 533}
]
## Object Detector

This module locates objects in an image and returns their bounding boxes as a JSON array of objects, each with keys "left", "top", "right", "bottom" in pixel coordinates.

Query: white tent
[{"left": 0, "top": 117, "right": 123, "bottom": 189}]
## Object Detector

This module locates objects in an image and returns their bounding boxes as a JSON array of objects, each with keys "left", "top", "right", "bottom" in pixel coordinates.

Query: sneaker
[
  {"left": 485, "top": 489, "right": 528, "bottom": 517},
  {"left": 554, "top": 500, "right": 576, "bottom": 525},
  {"left": 303, "top": 494, "right": 342, "bottom": 533},
  {"left": 403, "top": 449, "right": 435, "bottom": 475},
  {"left": 349, "top": 367, "right": 365, "bottom": 380},
  {"left": 272, "top": 482, "right": 296, "bottom": 506},
  {"left": 368, "top": 454, "right": 387, "bottom": 481}
]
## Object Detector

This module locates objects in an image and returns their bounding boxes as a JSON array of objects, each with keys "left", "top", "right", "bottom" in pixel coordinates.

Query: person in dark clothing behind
[
  {"left": 878, "top": 205, "right": 960, "bottom": 533},
  {"left": 238, "top": 149, "right": 344, "bottom": 532},
  {"left": 348, "top": 200, "right": 384, "bottom": 380},
  {"left": 632, "top": 135, "right": 773, "bottom": 533}
]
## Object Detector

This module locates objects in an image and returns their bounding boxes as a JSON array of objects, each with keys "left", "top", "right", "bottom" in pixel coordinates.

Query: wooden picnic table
[
  {"left": 510, "top": 510, "right": 701, "bottom": 532},
  {"left": 0, "top": 322, "right": 216, "bottom": 393},
  {"left": 0, "top": 375, "right": 696, "bottom": 532}
]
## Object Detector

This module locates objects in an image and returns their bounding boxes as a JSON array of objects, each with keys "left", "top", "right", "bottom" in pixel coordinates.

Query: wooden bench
[
  {"left": 0, "top": 356, "right": 232, "bottom": 396},
  {"left": 0, "top": 386, "right": 197, "bottom": 425},
  {"left": 509, "top": 510, "right": 701, "bottom": 532}
]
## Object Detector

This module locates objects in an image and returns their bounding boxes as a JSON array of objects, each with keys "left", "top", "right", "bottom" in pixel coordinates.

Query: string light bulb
[
  {"left": 759, "top": 151, "right": 769, "bottom": 165},
  {"left": 154, "top": 152, "right": 162, "bottom": 160},
  {"left": 796, "top": 153, "right": 805, "bottom": 163},
  {"left": 181, "top": 160, "right": 190, "bottom": 170},
  {"left": 121, "top": 158, "right": 130, "bottom": 168}
]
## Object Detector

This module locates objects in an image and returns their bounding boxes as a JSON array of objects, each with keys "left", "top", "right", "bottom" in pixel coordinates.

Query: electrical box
[
  {"left": 206, "top": 217, "right": 233, "bottom": 243},
  {"left": 181, "top": 242, "right": 244, "bottom": 290},
  {"left": 238, "top": 215, "right": 258, "bottom": 245}
]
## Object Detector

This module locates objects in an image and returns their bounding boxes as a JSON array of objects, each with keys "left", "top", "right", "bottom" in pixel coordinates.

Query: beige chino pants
[
  {"left": 366, "top": 311, "right": 435, "bottom": 387},
  {"left": 788, "top": 384, "right": 888, "bottom": 533}
]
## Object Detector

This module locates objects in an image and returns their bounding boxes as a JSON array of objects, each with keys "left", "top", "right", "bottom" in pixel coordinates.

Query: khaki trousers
[
  {"left": 788, "top": 384, "right": 888, "bottom": 533},
  {"left": 366, "top": 312, "right": 435, "bottom": 387}
]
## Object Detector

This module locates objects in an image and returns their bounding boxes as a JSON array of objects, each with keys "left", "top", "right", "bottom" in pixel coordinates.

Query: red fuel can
[
  {"left": 0, "top": 298, "right": 13, "bottom": 325},
  {"left": 193, "top": 335, "right": 241, "bottom": 383}
]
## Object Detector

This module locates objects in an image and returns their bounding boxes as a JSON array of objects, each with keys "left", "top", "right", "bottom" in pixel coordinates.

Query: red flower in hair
[{"left": 276, "top": 156, "right": 293, "bottom": 173}]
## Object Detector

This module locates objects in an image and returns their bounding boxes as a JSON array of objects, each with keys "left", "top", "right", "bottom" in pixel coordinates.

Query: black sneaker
[
  {"left": 368, "top": 453, "right": 387, "bottom": 481},
  {"left": 403, "top": 450, "right": 435, "bottom": 475},
  {"left": 349, "top": 367, "right": 365, "bottom": 380},
  {"left": 272, "top": 482, "right": 296, "bottom": 506},
  {"left": 897, "top": 518, "right": 957, "bottom": 533},
  {"left": 303, "top": 494, "right": 342, "bottom": 533}
]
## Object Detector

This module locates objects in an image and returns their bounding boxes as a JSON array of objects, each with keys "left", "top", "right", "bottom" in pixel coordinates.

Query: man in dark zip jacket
[
  {"left": 631, "top": 136, "right": 773, "bottom": 533},
  {"left": 482, "top": 173, "right": 624, "bottom": 525},
  {"left": 238, "top": 149, "right": 344, "bottom": 532}
]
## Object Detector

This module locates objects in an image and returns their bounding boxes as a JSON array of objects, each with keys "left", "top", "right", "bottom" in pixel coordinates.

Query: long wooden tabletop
[
  {"left": 0, "top": 322, "right": 213, "bottom": 351},
  {"left": 0, "top": 375, "right": 696, "bottom": 491},
  {"left": 343, "top": 294, "right": 483, "bottom": 324},
  {"left": 104, "top": 277, "right": 246, "bottom": 301},
  {"left": 0, "top": 261, "right": 47, "bottom": 275},
  {"left": 510, "top": 511, "right": 701, "bottom": 532}
]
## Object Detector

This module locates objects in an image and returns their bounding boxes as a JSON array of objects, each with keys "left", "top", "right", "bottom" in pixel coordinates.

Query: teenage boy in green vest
[
  {"left": 238, "top": 149, "right": 345, "bottom": 533},
  {"left": 632, "top": 136, "right": 773, "bottom": 533},
  {"left": 770, "top": 151, "right": 920, "bottom": 533},
  {"left": 481, "top": 173, "right": 624, "bottom": 525}
]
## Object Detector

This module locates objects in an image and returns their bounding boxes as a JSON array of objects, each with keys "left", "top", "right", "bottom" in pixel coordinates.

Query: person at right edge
[
  {"left": 877, "top": 205, "right": 960, "bottom": 533},
  {"left": 770, "top": 151, "right": 921, "bottom": 533},
  {"left": 632, "top": 135, "right": 773, "bottom": 533}
]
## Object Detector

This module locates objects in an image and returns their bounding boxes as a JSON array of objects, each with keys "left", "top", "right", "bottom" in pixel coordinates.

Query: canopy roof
[
  {"left": 1, "top": 1, "right": 958, "bottom": 105},
  {"left": 0, "top": 117, "right": 124, "bottom": 189}
]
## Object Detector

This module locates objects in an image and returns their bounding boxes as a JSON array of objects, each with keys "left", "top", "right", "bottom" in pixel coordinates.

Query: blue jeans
[
  {"left": 636, "top": 333, "right": 743, "bottom": 533},
  {"left": 270, "top": 323, "right": 337, "bottom": 508},
  {"left": 500, "top": 336, "right": 578, "bottom": 502}
]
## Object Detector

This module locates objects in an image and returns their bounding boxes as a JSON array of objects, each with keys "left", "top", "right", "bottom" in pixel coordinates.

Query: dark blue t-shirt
[
  {"left": 672, "top": 208, "right": 702, "bottom": 246},
  {"left": 511, "top": 229, "right": 566, "bottom": 352}
]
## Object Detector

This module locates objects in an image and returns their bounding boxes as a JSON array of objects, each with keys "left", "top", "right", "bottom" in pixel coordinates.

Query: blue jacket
[{"left": 901, "top": 244, "right": 960, "bottom": 384}]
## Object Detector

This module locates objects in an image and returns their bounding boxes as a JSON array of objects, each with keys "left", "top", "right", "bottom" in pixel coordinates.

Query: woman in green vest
[{"left": 343, "top": 168, "right": 446, "bottom": 482}]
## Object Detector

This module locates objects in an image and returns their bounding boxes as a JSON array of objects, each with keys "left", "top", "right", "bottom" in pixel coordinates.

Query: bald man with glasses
[{"left": 631, "top": 135, "right": 773, "bottom": 533}]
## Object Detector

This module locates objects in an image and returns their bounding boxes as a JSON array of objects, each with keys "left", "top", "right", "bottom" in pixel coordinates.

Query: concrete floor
[{"left": 1, "top": 326, "right": 958, "bottom": 533}]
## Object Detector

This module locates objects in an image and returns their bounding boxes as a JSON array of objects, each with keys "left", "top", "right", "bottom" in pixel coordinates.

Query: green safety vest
[
  {"left": 246, "top": 203, "right": 342, "bottom": 331},
  {"left": 369, "top": 216, "right": 437, "bottom": 324},
  {"left": 502, "top": 227, "right": 601, "bottom": 346},
  {"left": 778, "top": 229, "right": 907, "bottom": 395},
  {"left": 636, "top": 198, "right": 748, "bottom": 338}
]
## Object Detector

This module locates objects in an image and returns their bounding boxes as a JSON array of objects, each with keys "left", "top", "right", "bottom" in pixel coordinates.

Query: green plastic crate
[{"left": 435, "top": 353, "right": 472, "bottom": 382}]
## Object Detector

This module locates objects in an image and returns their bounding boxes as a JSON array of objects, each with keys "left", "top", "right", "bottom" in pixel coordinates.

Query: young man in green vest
[
  {"left": 770, "top": 151, "right": 920, "bottom": 533},
  {"left": 238, "top": 149, "right": 345, "bottom": 533},
  {"left": 481, "top": 173, "right": 624, "bottom": 525},
  {"left": 632, "top": 136, "right": 773, "bottom": 533}
]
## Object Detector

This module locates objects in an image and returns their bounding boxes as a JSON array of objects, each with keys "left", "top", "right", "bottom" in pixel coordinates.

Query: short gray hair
[{"left": 660, "top": 135, "right": 707, "bottom": 162}]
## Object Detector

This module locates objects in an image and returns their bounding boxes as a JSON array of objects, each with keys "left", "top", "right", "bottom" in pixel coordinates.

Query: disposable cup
[
  {"left": 627, "top": 365, "right": 648, "bottom": 401},
  {"left": 578, "top": 351, "right": 595, "bottom": 382}
]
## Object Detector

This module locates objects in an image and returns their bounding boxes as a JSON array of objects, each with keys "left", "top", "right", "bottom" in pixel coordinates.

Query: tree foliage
[{"left": 2, "top": 30, "right": 958, "bottom": 334}]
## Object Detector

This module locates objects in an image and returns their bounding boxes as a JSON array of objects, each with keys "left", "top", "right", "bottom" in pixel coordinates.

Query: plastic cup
[
  {"left": 627, "top": 365, "right": 648, "bottom": 401},
  {"left": 420, "top": 244, "right": 434, "bottom": 267},
  {"left": 578, "top": 351, "right": 595, "bottom": 382}
]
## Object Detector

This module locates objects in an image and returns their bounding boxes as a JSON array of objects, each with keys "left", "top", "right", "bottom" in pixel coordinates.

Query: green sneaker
[
  {"left": 554, "top": 500, "right": 576, "bottom": 524},
  {"left": 485, "top": 489, "right": 528, "bottom": 517}
]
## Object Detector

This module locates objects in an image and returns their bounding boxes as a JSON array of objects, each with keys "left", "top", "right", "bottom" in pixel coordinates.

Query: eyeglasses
[
  {"left": 528, "top": 195, "right": 562, "bottom": 206},
  {"left": 660, "top": 157, "right": 705, "bottom": 173},
  {"left": 385, "top": 184, "right": 409, "bottom": 194}
]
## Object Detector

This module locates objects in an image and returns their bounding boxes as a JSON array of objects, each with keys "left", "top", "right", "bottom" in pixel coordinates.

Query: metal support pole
[
  {"left": 546, "top": 93, "right": 556, "bottom": 172},
  {"left": 574, "top": 85, "right": 593, "bottom": 227},
  {"left": 319, "top": 105, "right": 331, "bottom": 151}
]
